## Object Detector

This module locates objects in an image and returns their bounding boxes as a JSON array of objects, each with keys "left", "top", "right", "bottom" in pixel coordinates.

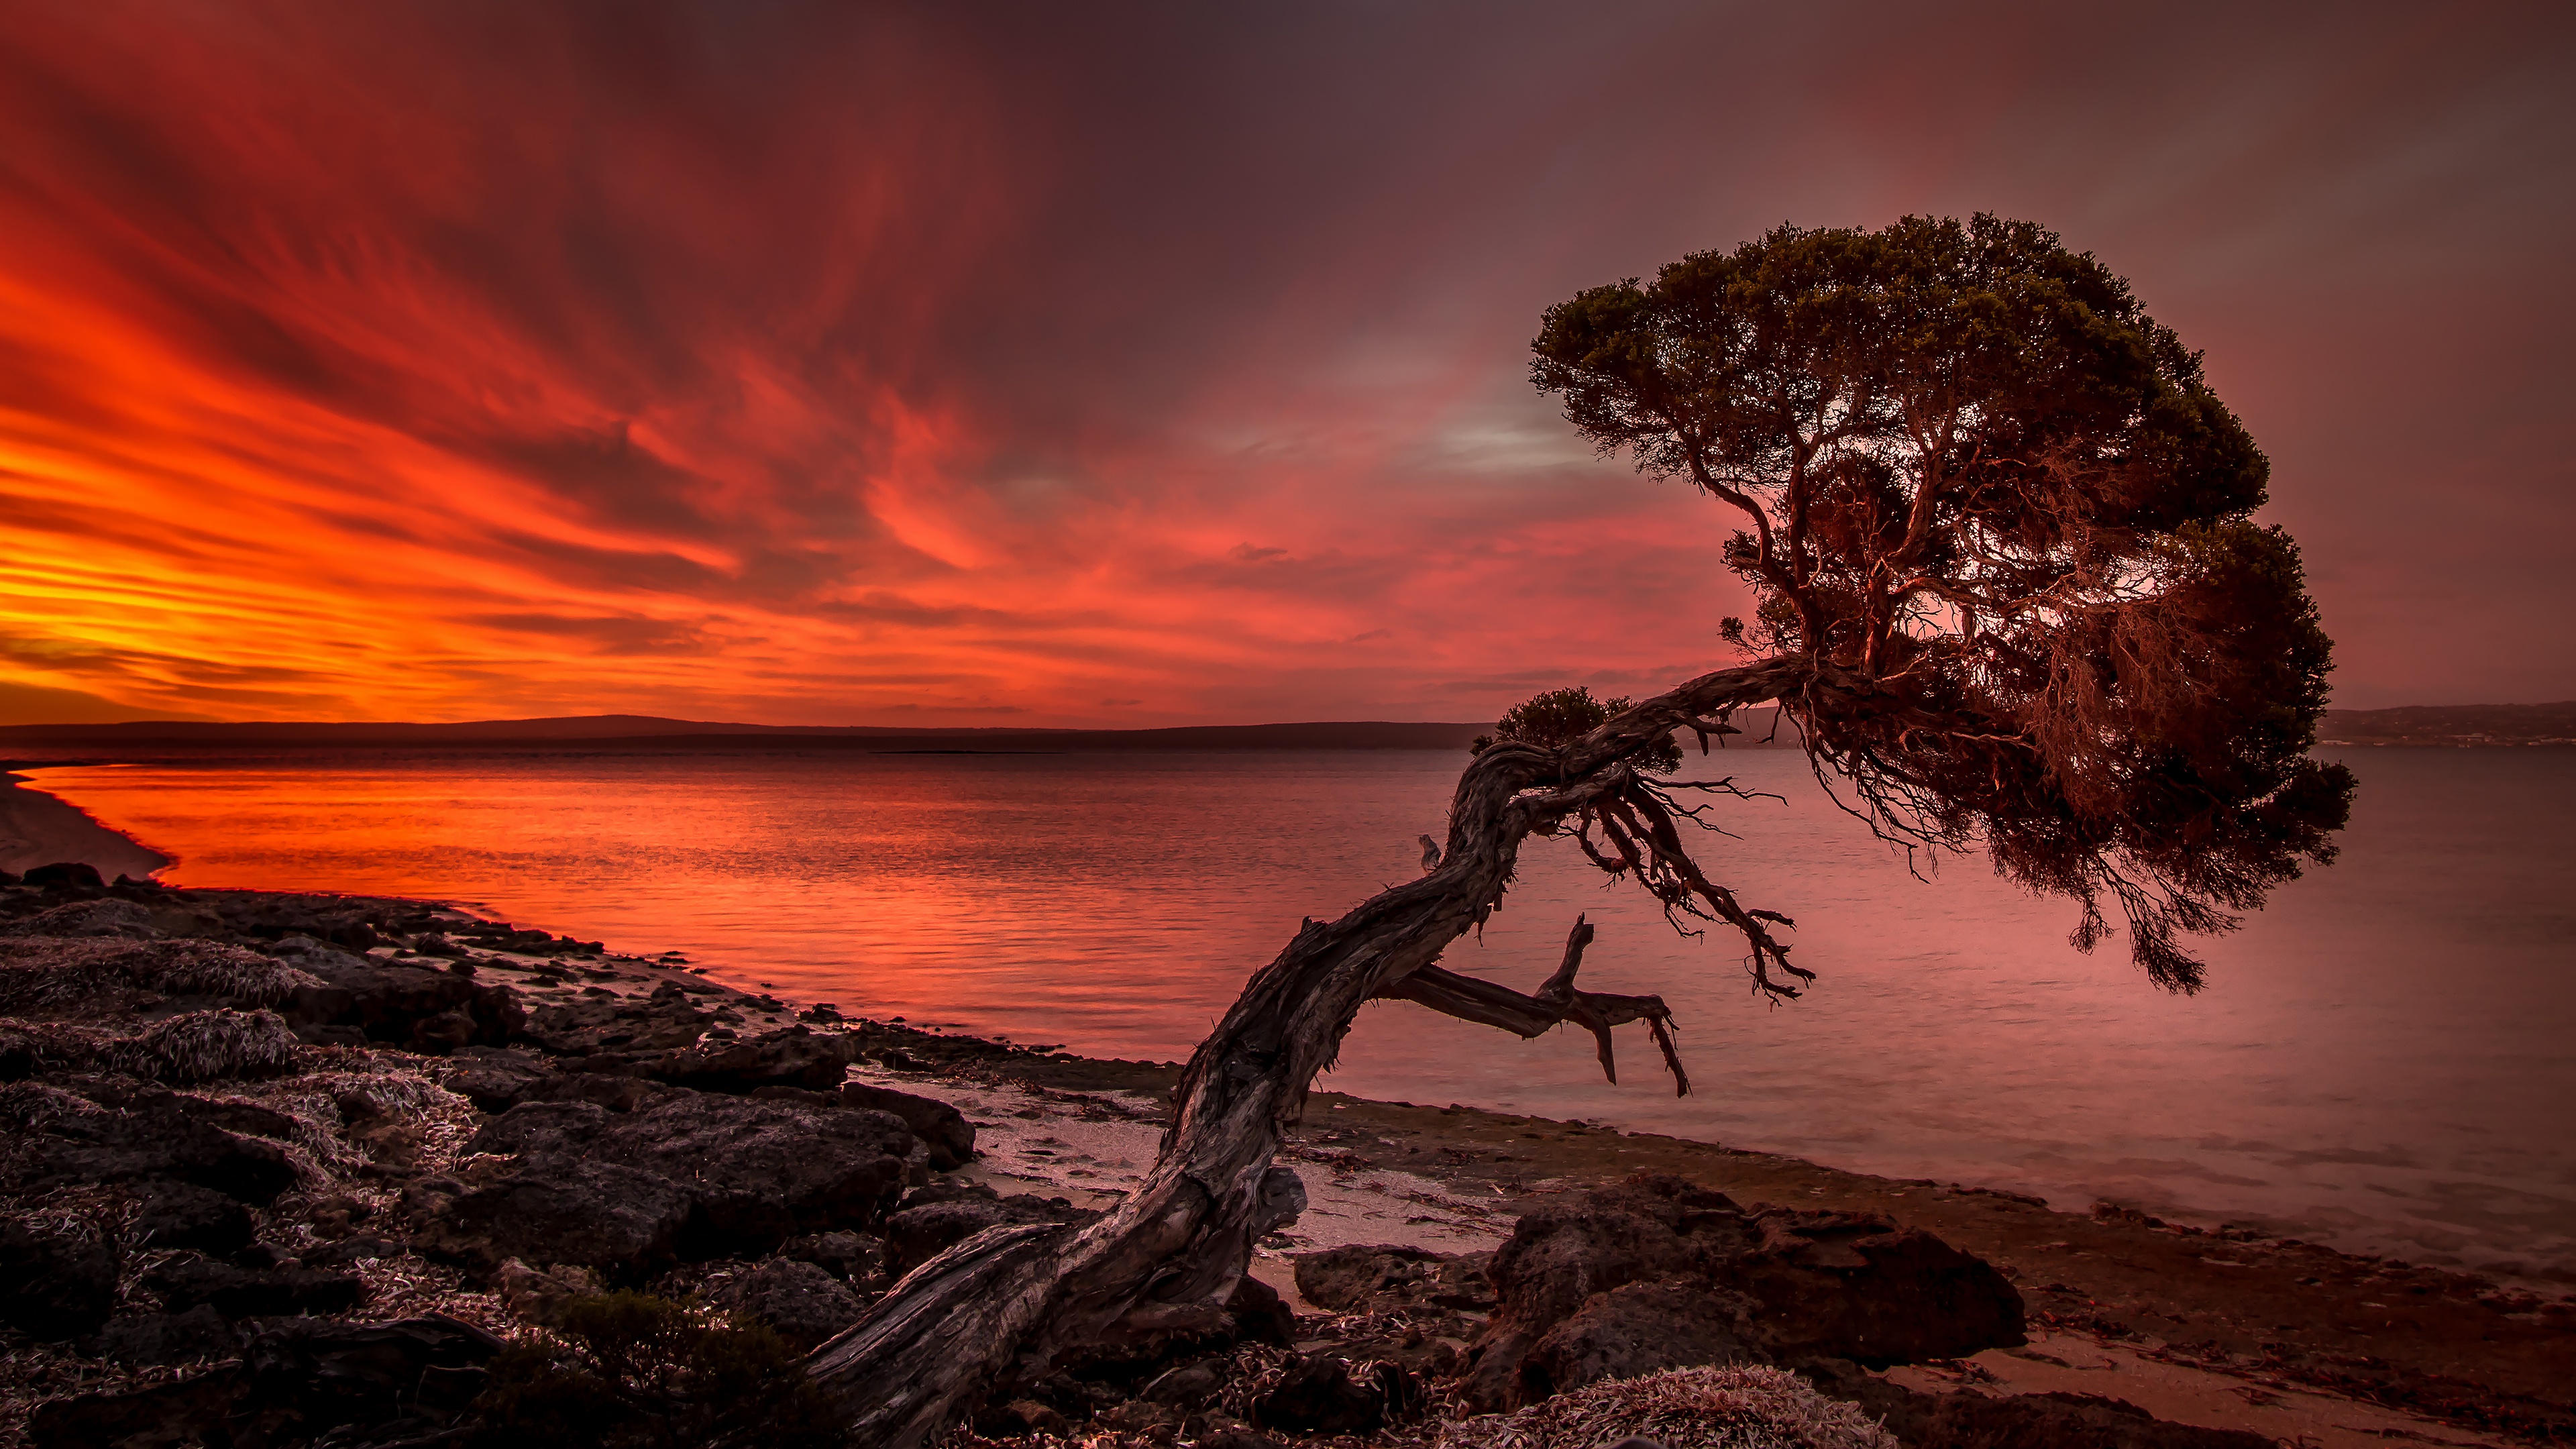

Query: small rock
[
  {"left": 1293, "top": 1242, "right": 1491, "bottom": 1313},
  {"left": 781, "top": 1230, "right": 888, "bottom": 1286},
  {"left": 92, "top": 1305, "right": 245, "bottom": 1364},
  {"left": 439, "top": 1046, "right": 555, "bottom": 1112},
  {"left": 301, "top": 1236, "right": 403, "bottom": 1267},
  {"left": 839, "top": 1081, "right": 977, "bottom": 1170},
  {"left": 496, "top": 1258, "right": 604, "bottom": 1326},
  {"left": 977, "top": 1399, "right": 1071, "bottom": 1437},
  {"left": 710, "top": 1257, "right": 867, "bottom": 1349},
  {"left": 133, "top": 1179, "right": 256, "bottom": 1254},
  {"left": 0, "top": 1222, "right": 119, "bottom": 1340},
  {"left": 146, "top": 1255, "right": 363, "bottom": 1318},
  {"left": 1252, "top": 1355, "right": 1415, "bottom": 1436},
  {"left": 881, "top": 1194, "right": 1090, "bottom": 1277},
  {"left": 1142, "top": 1357, "right": 1226, "bottom": 1407}
]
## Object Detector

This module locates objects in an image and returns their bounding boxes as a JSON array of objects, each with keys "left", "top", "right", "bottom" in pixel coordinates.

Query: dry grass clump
[
  {"left": 132, "top": 941, "right": 319, "bottom": 1004},
  {"left": 0, "top": 938, "right": 315, "bottom": 1018},
  {"left": 0, "top": 899, "right": 157, "bottom": 940},
  {"left": 118, "top": 1008, "right": 301, "bottom": 1083},
  {"left": 1436, "top": 1366, "right": 1897, "bottom": 1449}
]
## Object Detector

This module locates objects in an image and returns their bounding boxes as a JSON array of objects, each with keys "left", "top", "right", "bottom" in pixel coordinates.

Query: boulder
[
  {"left": 1515, "top": 1277, "right": 1762, "bottom": 1400},
  {"left": 518, "top": 992, "right": 714, "bottom": 1056},
  {"left": 93, "top": 1305, "right": 246, "bottom": 1364},
  {"left": 0, "top": 1222, "right": 119, "bottom": 1340},
  {"left": 1465, "top": 1175, "right": 1716, "bottom": 1407},
  {"left": 711, "top": 1257, "right": 868, "bottom": 1349},
  {"left": 408, "top": 1158, "right": 696, "bottom": 1280},
  {"left": 1466, "top": 1174, "right": 2023, "bottom": 1410},
  {"left": 277, "top": 939, "right": 520, "bottom": 1054},
  {"left": 839, "top": 1080, "right": 977, "bottom": 1169},
  {"left": 1293, "top": 1242, "right": 1493, "bottom": 1313},
  {"left": 645, "top": 1024, "right": 861, "bottom": 1093},
  {"left": 133, "top": 1179, "right": 256, "bottom": 1254},
  {"left": 28, "top": 1091, "right": 299, "bottom": 1203},
  {"left": 244, "top": 1314, "right": 506, "bottom": 1437},
  {"left": 1721, "top": 1209, "right": 2024, "bottom": 1366},
  {"left": 440, "top": 1045, "right": 555, "bottom": 1112},
  {"left": 415, "top": 1092, "right": 918, "bottom": 1274},
  {"left": 881, "top": 1193, "right": 1091, "bottom": 1277},
  {"left": 464, "top": 1091, "right": 920, "bottom": 1254},
  {"left": 23, "top": 861, "right": 107, "bottom": 890},
  {"left": 146, "top": 1254, "right": 364, "bottom": 1318}
]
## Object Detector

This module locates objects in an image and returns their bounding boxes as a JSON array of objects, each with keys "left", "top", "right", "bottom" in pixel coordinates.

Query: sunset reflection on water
[{"left": 28, "top": 747, "right": 2576, "bottom": 1283}]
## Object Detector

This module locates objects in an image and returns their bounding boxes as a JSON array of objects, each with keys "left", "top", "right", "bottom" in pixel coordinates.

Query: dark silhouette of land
[
  {"left": 2318, "top": 700, "right": 2576, "bottom": 747},
  {"left": 0, "top": 710, "right": 1814, "bottom": 758}
]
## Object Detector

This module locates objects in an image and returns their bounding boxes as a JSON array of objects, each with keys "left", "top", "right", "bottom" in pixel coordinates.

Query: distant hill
[
  {"left": 0, "top": 714, "right": 1490, "bottom": 756},
  {"left": 0, "top": 706, "right": 1813, "bottom": 760},
  {"left": 10, "top": 701, "right": 2562, "bottom": 759},
  {"left": 2318, "top": 702, "right": 2576, "bottom": 747}
]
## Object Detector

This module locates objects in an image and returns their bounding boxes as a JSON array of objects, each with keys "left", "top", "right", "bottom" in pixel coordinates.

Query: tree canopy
[
  {"left": 1473, "top": 685, "right": 1684, "bottom": 773},
  {"left": 1529, "top": 214, "right": 2352, "bottom": 989},
  {"left": 807, "top": 218, "right": 2356, "bottom": 1445}
]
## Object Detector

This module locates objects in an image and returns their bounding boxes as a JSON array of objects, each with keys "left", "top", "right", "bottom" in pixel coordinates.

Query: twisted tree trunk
[{"left": 808, "top": 655, "right": 1862, "bottom": 1444}]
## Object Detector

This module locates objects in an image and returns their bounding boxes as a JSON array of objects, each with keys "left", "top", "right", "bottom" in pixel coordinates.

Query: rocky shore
[{"left": 1, "top": 869, "right": 2567, "bottom": 1449}]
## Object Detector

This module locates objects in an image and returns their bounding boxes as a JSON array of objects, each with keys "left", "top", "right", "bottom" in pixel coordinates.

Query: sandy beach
[{"left": 0, "top": 773, "right": 169, "bottom": 881}]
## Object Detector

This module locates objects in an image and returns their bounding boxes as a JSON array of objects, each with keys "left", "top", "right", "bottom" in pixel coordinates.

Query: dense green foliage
[
  {"left": 1528, "top": 215, "right": 2352, "bottom": 989},
  {"left": 1473, "top": 686, "right": 1684, "bottom": 773},
  {"left": 472, "top": 1292, "right": 845, "bottom": 1449}
]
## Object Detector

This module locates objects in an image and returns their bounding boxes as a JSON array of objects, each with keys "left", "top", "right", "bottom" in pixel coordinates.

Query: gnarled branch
[{"left": 1376, "top": 915, "right": 1691, "bottom": 1095}]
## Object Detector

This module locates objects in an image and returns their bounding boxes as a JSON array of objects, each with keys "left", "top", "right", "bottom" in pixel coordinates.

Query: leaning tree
[{"left": 808, "top": 215, "right": 2354, "bottom": 1442}]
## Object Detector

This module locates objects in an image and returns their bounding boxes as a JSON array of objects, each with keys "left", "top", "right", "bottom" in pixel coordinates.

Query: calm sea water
[{"left": 25, "top": 747, "right": 2575, "bottom": 1284}]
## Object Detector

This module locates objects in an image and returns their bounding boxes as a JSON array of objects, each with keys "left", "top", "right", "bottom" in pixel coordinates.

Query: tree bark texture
[{"left": 807, "top": 655, "right": 1870, "bottom": 1444}]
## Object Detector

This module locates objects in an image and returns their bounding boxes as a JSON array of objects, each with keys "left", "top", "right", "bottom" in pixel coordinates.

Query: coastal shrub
[
  {"left": 1437, "top": 1365, "right": 1897, "bottom": 1449},
  {"left": 470, "top": 1290, "right": 846, "bottom": 1449}
]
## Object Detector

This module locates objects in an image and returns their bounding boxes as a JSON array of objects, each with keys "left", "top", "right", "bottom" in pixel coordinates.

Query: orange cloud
[{"left": 3, "top": 5, "right": 2566, "bottom": 720}]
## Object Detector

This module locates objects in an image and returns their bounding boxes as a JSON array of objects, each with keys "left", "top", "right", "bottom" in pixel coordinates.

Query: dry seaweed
[{"left": 1435, "top": 1367, "right": 1896, "bottom": 1449}]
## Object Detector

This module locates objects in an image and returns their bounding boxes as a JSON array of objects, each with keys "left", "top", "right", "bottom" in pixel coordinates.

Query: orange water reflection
[{"left": 28, "top": 747, "right": 2576, "bottom": 1283}]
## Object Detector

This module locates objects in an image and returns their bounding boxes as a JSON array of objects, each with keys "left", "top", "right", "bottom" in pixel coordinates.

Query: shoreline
[
  {"left": 2, "top": 877, "right": 2569, "bottom": 1446},
  {"left": 0, "top": 772, "right": 170, "bottom": 881}
]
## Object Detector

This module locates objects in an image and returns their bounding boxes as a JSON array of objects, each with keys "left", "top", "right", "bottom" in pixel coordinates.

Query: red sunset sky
[{"left": 2, "top": 2, "right": 2570, "bottom": 727}]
